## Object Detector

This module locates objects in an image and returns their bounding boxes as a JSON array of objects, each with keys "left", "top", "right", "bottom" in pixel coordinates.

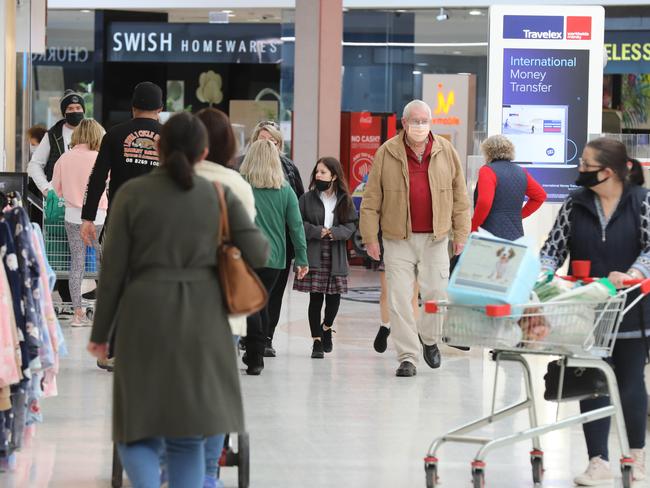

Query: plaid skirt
[{"left": 293, "top": 239, "right": 348, "bottom": 294}]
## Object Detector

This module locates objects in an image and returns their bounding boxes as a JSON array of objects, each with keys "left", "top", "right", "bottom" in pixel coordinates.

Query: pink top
[{"left": 51, "top": 144, "right": 108, "bottom": 211}]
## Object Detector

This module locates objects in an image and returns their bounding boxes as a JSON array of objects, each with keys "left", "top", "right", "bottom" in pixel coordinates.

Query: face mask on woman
[
  {"left": 315, "top": 179, "right": 333, "bottom": 192},
  {"left": 29, "top": 144, "right": 38, "bottom": 155},
  {"left": 575, "top": 169, "right": 609, "bottom": 188}
]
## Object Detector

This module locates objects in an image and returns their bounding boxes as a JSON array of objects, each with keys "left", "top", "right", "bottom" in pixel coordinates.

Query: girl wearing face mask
[
  {"left": 540, "top": 137, "right": 650, "bottom": 486},
  {"left": 293, "top": 157, "right": 358, "bottom": 358}
]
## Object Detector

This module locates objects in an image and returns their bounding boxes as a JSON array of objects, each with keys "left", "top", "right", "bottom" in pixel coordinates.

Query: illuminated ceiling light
[
  {"left": 436, "top": 8, "right": 449, "bottom": 21},
  {"left": 80, "top": 9, "right": 91, "bottom": 13},
  {"left": 413, "top": 70, "right": 422, "bottom": 75},
  {"left": 396, "top": 9, "right": 407, "bottom": 13},
  {"left": 469, "top": 10, "right": 483, "bottom": 16},
  {"left": 222, "top": 10, "right": 233, "bottom": 14},
  {"left": 452, "top": 51, "right": 463, "bottom": 55}
]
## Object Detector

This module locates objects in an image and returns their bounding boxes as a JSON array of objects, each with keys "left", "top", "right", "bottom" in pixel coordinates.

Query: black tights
[
  {"left": 308, "top": 293, "right": 341, "bottom": 339},
  {"left": 580, "top": 338, "right": 648, "bottom": 460}
]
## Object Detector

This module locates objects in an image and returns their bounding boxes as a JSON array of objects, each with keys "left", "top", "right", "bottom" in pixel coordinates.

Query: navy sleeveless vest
[{"left": 476, "top": 160, "right": 528, "bottom": 241}]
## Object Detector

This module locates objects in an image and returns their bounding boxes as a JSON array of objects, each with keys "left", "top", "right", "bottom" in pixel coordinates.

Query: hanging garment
[
  {"left": 0, "top": 219, "right": 32, "bottom": 378},
  {"left": 5, "top": 207, "right": 54, "bottom": 371},
  {"left": 0, "top": 260, "right": 20, "bottom": 388}
]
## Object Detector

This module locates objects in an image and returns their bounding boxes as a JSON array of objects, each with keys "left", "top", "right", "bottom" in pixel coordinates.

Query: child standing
[{"left": 294, "top": 157, "right": 357, "bottom": 358}]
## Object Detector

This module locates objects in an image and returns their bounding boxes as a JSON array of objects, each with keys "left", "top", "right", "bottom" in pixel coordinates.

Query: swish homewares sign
[
  {"left": 487, "top": 6, "right": 605, "bottom": 203},
  {"left": 108, "top": 22, "right": 282, "bottom": 64}
]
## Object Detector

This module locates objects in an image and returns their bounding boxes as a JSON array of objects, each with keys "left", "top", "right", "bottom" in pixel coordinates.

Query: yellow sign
[
  {"left": 605, "top": 42, "right": 650, "bottom": 62},
  {"left": 434, "top": 83, "right": 456, "bottom": 115}
]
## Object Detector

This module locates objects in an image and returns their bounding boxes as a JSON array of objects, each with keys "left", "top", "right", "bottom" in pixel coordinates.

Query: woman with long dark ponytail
[{"left": 87, "top": 112, "right": 269, "bottom": 488}]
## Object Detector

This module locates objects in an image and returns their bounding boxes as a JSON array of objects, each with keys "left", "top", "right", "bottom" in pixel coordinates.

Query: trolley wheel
[
  {"left": 424, "top": 460, "right": 438, "bottom": 488},
  {"left": 531, "top": 455, "right": 544, "bottom": 484},
  {"left": 472, "top": 468, "right": 485, "bottom": 488},
  {"left": 237, "top": 432, "right": 250, "bottom": 488},
  {"left": 621, "top": 463, "right": 633, "bottom": 488}
]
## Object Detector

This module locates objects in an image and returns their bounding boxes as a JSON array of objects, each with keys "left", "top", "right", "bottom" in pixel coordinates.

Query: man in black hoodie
[
  {"left": 81, "top": 81, "right": 163, "bottom": 371},
  {"left": 81, "top": 82, "right": 163, "bottom": 247}
]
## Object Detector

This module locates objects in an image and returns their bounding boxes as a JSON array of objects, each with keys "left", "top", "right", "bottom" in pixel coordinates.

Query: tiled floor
[{"left": 1, "top": 268, "right": 648, "bottom": 487}]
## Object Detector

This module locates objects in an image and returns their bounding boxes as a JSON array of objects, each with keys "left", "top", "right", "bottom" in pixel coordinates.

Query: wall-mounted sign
[
  {"left": 32, "top": 46, "right": 91, "bottom": 64},
  {"left": 488, "top": 5, "right": 605, "bottom": 203},
  {"left": 107, "top": 22, "right": 282, "bottom": 64},
  {"left": 604, "top": 30, "right": 650, "bottom": 74},
  {"left": 423, "top": 74, "right": 476, "bottom": 173}
]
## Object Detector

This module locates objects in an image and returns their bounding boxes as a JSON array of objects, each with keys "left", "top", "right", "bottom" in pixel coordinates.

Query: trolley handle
[{"left": 622, "top": 278, "right": 650, "bottom": 295}]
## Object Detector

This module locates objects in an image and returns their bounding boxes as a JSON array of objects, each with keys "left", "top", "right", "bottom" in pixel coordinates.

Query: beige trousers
[{"left": 383, "top": 234, "right": 449, "bottom": 365}]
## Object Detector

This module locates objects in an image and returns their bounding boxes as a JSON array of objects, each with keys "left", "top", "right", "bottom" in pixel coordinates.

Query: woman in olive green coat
[{"left": 88, "top": 112, "right": 269, "bottom": 488}]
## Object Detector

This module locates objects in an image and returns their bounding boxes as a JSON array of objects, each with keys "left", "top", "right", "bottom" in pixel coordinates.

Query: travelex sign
[
  {"left": 503, "top": 15, "right": 592, "bottom": 41},
  {"left": 108, "top": 22, "right": 282, "bottom": 64}
]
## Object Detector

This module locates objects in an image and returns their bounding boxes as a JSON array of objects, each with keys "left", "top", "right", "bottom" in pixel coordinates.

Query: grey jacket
[{"left": 299, "top": 190, "right": 358, "bottom": 276}]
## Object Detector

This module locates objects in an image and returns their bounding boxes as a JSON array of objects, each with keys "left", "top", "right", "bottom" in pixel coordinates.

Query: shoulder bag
[{"left": 213, "top": 182, "right": 268, "bottom": 315}]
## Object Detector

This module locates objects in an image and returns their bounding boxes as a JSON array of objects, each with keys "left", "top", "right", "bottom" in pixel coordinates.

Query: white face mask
[
  {"left": 408, "top": 124, "right": 430, "bottom": 143},
  {"left": 30, "top": 145, "right": 38, "bottom": 155}
]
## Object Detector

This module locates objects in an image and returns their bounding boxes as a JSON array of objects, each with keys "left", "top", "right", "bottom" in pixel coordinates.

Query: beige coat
[
  {"left": 195, "top": 160, "right": 256, "bottom": 336},
  {"left": 360, "top": 132, "right": 471, "bottom": 244}
]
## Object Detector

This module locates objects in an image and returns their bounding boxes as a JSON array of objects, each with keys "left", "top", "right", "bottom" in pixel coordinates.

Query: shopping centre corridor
[{"left": 1, "top": 268, "right": 649, "bottom": 488}]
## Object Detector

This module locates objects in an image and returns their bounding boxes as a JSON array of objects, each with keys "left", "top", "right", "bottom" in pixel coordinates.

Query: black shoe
[
  {"left": 238, "top": 339, "right": 246, "bottom": 352},
  {"left": 374, "top": 326, "right": 390, "bottom": 353},
  {"left": 322, "top": 325, "right": 334, "bottom": 353},
  {"left": 246, "top": 365, "right": 264, "bottom": 376},
  {"left": 244, "top": 352, "right": 264, "bottom": 375},
  {"left": 449, "top": 345, "right": 470, "bottom": 352},
  {"left": 311, "top": 340, "right": 325, "bottom": 359},
  {"left": 422, "top": 342, "right": 442, "bottom": 369},
  {"left": 82, "top": 290, "right": 97, "bottom": 300},
  {"left": 264, "top": 339, "right": 276, "bottom": 357},
  {"left": 396, "top": 361, "right": 416, "bottom": 377}
]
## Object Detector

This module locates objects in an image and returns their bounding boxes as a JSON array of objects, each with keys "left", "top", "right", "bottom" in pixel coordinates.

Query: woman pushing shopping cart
[{"left": 423, "top": 137, "right": 650, "bottom": 487}]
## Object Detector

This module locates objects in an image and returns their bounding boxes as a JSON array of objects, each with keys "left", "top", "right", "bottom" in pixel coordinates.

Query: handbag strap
[{"left": 213, "top": 182, "right": 231, "bottom": 244}]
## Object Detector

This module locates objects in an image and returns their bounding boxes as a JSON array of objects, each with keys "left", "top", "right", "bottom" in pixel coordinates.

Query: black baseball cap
[{"left": 132, "top": 82, "right": 163, "bottom": 111}]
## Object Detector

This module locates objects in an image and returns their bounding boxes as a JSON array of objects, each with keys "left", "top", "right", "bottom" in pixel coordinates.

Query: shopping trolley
[
  {"left": 422, "top": 279, "right": 650, "bottom": 488},
  {"left": 43, "top": 221, "right": 100, "bottom": 321}
]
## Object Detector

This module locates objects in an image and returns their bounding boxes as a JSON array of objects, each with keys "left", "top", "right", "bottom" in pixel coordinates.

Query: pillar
[
  {"left": 293, "top": 0, "right": 343, "bottom": 184},
  {"left": 1, "top": 0, "right": 16, "bottom": 171}
]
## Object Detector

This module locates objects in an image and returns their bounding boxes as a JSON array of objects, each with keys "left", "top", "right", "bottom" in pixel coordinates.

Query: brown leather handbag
[{"left": 214, "top": 182, "right": 268, "bottom": 315}]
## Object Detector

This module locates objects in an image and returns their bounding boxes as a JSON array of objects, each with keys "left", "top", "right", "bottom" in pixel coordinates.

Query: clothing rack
[{"left": 0, "top": 189, "right": 66, "bottom": 469}]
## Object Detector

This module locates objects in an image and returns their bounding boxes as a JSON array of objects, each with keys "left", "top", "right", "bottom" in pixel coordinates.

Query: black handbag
[{"left": 543, "top": 360, "right": 609, "bottom": 402}]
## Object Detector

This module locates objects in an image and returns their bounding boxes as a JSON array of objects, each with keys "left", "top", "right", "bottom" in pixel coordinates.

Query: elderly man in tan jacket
[{"left": 360, "top": 99, "right": 471, "bottom": 377}]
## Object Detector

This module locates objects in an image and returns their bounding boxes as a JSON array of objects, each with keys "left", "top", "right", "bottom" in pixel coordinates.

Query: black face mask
[
  {"left": 65, "top": 112, "right": 84, "bottom": 127},
  {"left": 315, "top": 179, "right": 332, "bottom": 192},
  {"left": 575, "top": 169, "right": 608, "bottom": 188}
]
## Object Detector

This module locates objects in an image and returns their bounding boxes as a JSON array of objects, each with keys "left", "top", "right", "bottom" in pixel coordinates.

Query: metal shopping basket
[
  {"left": 43, "top": 221, "right": 100, "bottom": 320},
  {"left": 422, "top": 279, "right": 650, "bottom": 488}
]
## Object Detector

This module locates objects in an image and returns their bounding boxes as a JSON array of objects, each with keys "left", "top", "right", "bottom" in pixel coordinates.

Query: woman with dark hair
[
  {"left": 628, "top": 157, "right": 645, "bottom": 186},
  {"left": 293, "top": 157, "right": 358, "bottom": 358},
  {"left": 194, "top": 107, "right": 256, "bottom": 488},
  {"left": 540, "top": 137, "right": 650, "bottom": 485},
  {"left": 87, "top": 112, "right": 268, "bottom": 488}
]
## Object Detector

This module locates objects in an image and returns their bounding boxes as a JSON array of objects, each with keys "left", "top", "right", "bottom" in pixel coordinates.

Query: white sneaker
[
  {"left": 632, "top": 449, "right": 646, "bottom": 481},
  {"left": 574, "top": 457, "right": 614, "bottom": 486},
  {"left": 70, "top": 315, "right": 91, "bottom": 327}
]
